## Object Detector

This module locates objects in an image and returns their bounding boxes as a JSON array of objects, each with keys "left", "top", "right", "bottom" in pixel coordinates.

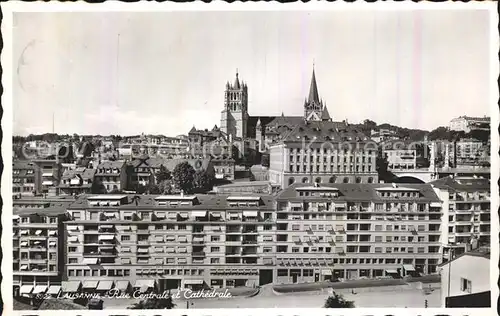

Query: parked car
[{"left": 88, "top": 298, "right": 103, "bottom": 310}]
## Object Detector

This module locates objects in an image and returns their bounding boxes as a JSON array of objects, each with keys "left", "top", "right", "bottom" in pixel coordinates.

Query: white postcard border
[{"left": 2, "top": 1, "right": 498, "bottom": 316}]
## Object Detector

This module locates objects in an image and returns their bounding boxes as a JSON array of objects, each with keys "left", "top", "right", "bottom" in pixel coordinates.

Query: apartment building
[
  {"left": 13, "top": 160, "right": 36, "bottom": 196},
  {"left": 273, "top": 183, "right": 444, "bottom": 283},
  {"left": 381, "top": 141, "right": 417, "bottom": 170},
  {"left": 94, "top": 161, "right": 128, "bottom": 192},
  {"left": 63, "top": 194, "right": 275, "bottom": 293},
  {"left": 13, "top": 200, "right": 71, "bottom": 297},
  {"left": 59, "top": 167, "right": 96, "bottom": 196},
  {"left": 431, "top": 176, "right": 490, "bottom": 258},
  {"left": 449, "top": 116, "right": 490, "bottom": 133},
  {"left": 32, "top": 159, "right": 62, "bottom": 196}
]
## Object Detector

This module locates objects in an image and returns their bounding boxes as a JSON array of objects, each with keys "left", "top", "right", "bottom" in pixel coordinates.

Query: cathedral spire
[
  {"left": 308, "top": 65, "right": 320, "bottom": 104},
  {"left": 234, "top": 69, "right": 240, "bottom": 89}
]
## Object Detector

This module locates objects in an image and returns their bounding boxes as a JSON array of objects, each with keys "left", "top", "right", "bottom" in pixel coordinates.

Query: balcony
[
  {"left": 192, "top": 251, "right": 206, "bottom": 257},
  {"left": 242, "top": 240, "right": 258, "bottom": 245},
  {"left": 136, "top": 229, "right": 150, "bottom": 235},
  {"left": 137, "top": 240, "right": 150, "bottom": 245}
]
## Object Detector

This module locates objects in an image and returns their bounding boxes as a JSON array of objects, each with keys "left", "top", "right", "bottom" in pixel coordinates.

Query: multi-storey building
[
  {"left": 431, "top": 176, "right": 490, "bottom": 258},
  {"left": 64, "top": 194, "right": 275, "bottom": 293},
  {"left": 32, "top": 159, "right": 62, "bottom": 196},
  {"left": 94, "top": 161, "right": 128, "bottom": 193},
  {"left": 212, "top": 157, "right": 235, "bottom": 181},
  {"left": 269, "top": 133, "right": 378, "bottom": 188},
  {"left": 274, "top": 183, "right": 444, "bottom": 283},
  {"left": 13, "top": 199, "right": 71, "bottom": 297},
  {"left": 449, "top": 116, "right": 490, "bottom": 133},
  {"left": 13, "top": 160, "right": 36, "bottom": 196},
  {"left": 381, "top": 140, "right": 417, "bottom": 171},
  {"left": 59, "top": 167, "right": 96, "bottom": 196}
]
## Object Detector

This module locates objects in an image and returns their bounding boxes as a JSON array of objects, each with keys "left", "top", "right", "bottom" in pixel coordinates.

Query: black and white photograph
[{"left": 2, "top": 2, "right": 498, "bottom": 314}]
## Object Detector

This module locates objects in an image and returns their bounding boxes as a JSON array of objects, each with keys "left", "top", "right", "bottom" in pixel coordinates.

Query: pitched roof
[
  {"left": 277, "top": 183, "right": 441, "bottom": 202},
  {"left": 61, "top": 168, "right": 96, "bottom": 181},
  {"left": 308, "top": 68, "right": 320, "bottom": 104},
  {"left": 321, "top": 106, "right": 331, "bottom": 120},
  {"left": 438, "top": 247, "right": 490, "bottom": 267},
  {"left": 234, "top": 71, "right": 241, "bottom": 89},
  {"left": 96, "top": 160, "right": 126, "bottom": 169},
  {"left": 431, "top": 176, "right": 490, "bottom": 192}
]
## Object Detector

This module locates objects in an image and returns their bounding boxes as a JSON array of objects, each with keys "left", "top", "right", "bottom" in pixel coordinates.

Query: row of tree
[{"left": 91, "top": 162, "right": 214, "bottom": 195}]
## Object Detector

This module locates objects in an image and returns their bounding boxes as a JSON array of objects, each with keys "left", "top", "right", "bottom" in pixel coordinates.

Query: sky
[{"left": 12, "top": 10, "right": 492, "bottom": 136}]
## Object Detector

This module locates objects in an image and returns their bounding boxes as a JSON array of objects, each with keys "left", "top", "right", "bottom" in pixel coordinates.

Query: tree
[
  {"left": 173, "top": 162, "right": 196, "bottom": 194},
  {"left": 135, "top": 184, "right": 147, "bottom": 194},
  {"left": 128, "top": 296, "right": 175, "bottom": 310},
  {"left": 155, "top": 164, "right": 171, "bottom": 183},
  {"left": 193, "top": 170, "right": 214, "bottom": 193},
  {"left": 158, "top": 179, "right": 174, "bottom": 194},
  {"left": 324, "top": 292, "right": 355, "bottom": 308},
  {"left": 91, "top": 178, "right": 106, "bottom": 194}
]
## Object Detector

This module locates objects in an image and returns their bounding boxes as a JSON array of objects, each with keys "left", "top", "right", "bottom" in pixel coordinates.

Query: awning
[
  {"left": 178, "top": 236, "right": 187, "bottom": 242},
  {"left": 100, "top": 225, "right": 114, "bottom": 229},
  {"left": 20, "top": 230, "right": 29, "bottom": 235},
  {"left": 184, "top": 279, "right": 204, "bottom": 285},
  {"left": 62, "top": 281, "right": 81, "bottom": 293},
  {"left": 83, "top": 280, "right": 99, "bottom": 289},
  {"left": 155, "top": 236, "right": 164, "bottom": 242},
  {"left": 20, "top": 265, "right": 28, "bottom": 270},
  {"left": 179, "top": 212, "right": 189, "bottom": 218},
  {"left": 243, "top": 211, "right": 258, "bottom": 217},
  {"left": 140, "top": 285, "right": 149, "bottom": 293},
  {"left": 47, "top": 285, "right": 61, "bottom": 295},
  {"left": 89, "top": 201, "right": 99, "bottom": 206},
  {"left": 115, "top": 281, "right": 130, "bottom": 291},
  {"left": 193, "top": 236, "right": 204, "bottom": 242},
  {"left": 35, "top": 230, "right": 43, "bottom": 235},
  {"left": 98, "top": 235, "right": 114, "bottom": 240},
  {"left": 403, "top": 265, "right": 416, "bottom": 271},
  {"left": 109, "top": 201, "right": 119, "bottom": 206},
  {"left": 67, "top": 225, "right": 78, "bottom": 231},
  {"left": 42, "top": 181, "right": 53, "bottom": 186},
  {"left": 166, "top": 247, "right": 175, "bottom": 253},
  {"left": 155, "top": 212, "right": 166, "bottom": 218},
  {"left": 20, "top": 241, "right": 28, "bottom": 247},
  {"left": 104, "top": 212, "right": 116, "bottom": 216},
  {"left": 49, "top": 241, "right": 56, "bottom": 247},
  {"left": 167, "top": 213, "right": 177, "bottom": 219},
  {"left": 138, "top": 248, "right": 149, "bottom": 253},
  {"left": 20, "top": 285, "right": 33, "bottom": 294},
  {"left": 290, "top": 202, "right": 303, "bottom": 208},
  {"left": 97, "top": 281, "right": 114, "bottom": 291},
  {"left": 211, "top": 212, "right": 221, "bottom": 217},
  {"left": 48, "top": 230, "right": 57, "bottom": 236},
  {"left": 321, "top": 269, "right": 332, "bottom": 276},
  {"left": 292, "top": 236, "right": 301, "bottom": 242},
  {"left": 42, "top": 172, "right": 53, "bottom": 177},
  {"left": 385, "top": 269, "right": 399, "bottom": 274},
  {"left": 430, "top": 202, "right": 441, "bottom": 207},
  {"left": 82, "top": 258, "right": 99, "bottom": 265},
  {"left": 178, "top": 247, "right": 187, "bottom": 253},
  {"left": 32, "top": 285, "right": 48, "bottom": 294},
  {"left": 68, "top": 236, "right": 78, "bottom": 242},
  {"left": 134, "top": 279, "right": 155, "bottom": 288},
  {"left": 99, "top": 201, "right": 109, "bottom": 206},
  {"left": 192, "top": 211, "right": 207, "bottom": 217}
]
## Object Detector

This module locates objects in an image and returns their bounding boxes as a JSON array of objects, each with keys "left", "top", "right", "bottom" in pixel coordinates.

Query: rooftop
[
  {"left": 277, "top": 183, "right": 441, "bottom": 202},
  {"left": 438, "top": 246, "right": 490, "bottom": 267},
  {"left": 431, "top": 176, "right": 490, "bottom": 192}
]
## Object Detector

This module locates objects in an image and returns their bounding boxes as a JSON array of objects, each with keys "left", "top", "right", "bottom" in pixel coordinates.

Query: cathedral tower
[
  {"left": 304, "top": 65, "right": 331, "bottom": 122},
  {"left": 221, "top": 70, "right": 248, "bottom": 139}
]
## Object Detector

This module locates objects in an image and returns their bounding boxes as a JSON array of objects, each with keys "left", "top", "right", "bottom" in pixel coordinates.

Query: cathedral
[{"left": 220, "top": 67, "right": 333, "bottom": 151}]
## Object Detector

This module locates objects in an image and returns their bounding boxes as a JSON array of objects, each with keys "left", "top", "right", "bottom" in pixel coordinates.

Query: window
[
  {"left": 211, "top": 247, "right": 220, "bottom": 252},
  {"left": 211, "top": 236, "right": 220, "bottom": 242},
  {"left": 121, "top": 235, "right": 130, "bottom": 241},
  {"left": 460, "top": 278, "right": 472, "bottom": 293},
  {"left": 68, "top": 247, "right": 77, "bottom": 253},
  {"left": 68, "top": 258, "right": 78, "bottom": 264}
]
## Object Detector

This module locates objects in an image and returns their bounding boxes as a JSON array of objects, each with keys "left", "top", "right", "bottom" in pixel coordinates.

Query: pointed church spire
[
  {"left": 308, "top": 65, "right": 320, "bottom": 104},
  {"left": 234, "top": 69, "right": 240, "bottom": 89},
  {"left": 321, "top": 106, "right": 331, "bottom": 121}
]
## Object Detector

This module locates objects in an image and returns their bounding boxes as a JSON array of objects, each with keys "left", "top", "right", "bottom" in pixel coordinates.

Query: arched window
[
  {"left": 329, "top": 176, "right": 336, "bottom": 183},
  {"left": 368, "top": 177, "right": 374, "bottom": 183},
  {"left": 315, "top": 177, "right": 321, "bottom": 184},
  {"left": 302, "top": 177, "right": 309, "bottom": 183},
  {"left": 343, "top": 177, "right": 349, "bottom": 183},
  {"left": 355, "top": 177, "right": 362, "bottom": 184},
  {"left": 288, "top": 177, "right": 295, "bottom": 186}
]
